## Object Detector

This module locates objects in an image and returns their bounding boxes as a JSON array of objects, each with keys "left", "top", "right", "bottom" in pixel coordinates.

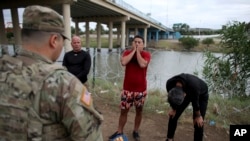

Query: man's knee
[
  {"left": 135, "top": 107, "right": 143, "bottom": 113},
  {"left": 120, "top": 109, "right": 129, "bottom": 116}
]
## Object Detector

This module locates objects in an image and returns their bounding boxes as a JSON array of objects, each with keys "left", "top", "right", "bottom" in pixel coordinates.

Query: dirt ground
[{"left": 94, "top": 96, "right": 229, "bottom": 141}]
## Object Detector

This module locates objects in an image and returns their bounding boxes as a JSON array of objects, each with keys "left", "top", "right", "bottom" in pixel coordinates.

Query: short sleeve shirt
[{"left": 122, "top": 49, "right": 151, "bottom": 92}]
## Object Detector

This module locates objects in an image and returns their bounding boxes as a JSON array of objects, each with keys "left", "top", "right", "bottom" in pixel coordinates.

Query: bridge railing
[{"left": 109, "top": 0, "right": 168, "bottom": 29}]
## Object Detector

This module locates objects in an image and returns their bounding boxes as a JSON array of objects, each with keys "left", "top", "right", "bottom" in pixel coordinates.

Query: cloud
[
  {"left": 124, "top": 0, "right": 250, "bottom": 29},
  {"left": 2, "top": 0, "right": 250, "bottom": 30}
]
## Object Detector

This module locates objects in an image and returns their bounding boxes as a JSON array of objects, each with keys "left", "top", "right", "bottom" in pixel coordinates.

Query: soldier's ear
[{"left": 49, "top": 34, "right": 59, "bottom": 49}]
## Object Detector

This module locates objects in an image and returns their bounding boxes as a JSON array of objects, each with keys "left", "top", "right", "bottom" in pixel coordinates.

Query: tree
[
  {"left": 173, "top": 23, "right": 182, "bottom": 32},
  {"left": 180, "top": 23, "right": 190, "bottom": 34},
  {"left": 203, "top": 21, "right": 250, "bottom": 98},
  {"left": 71, "top": 26, "right": 85, "bottom": 35},
  {"left": 172, "top": 23, "right": 190, "bottom": 35},
  {"left": 71, "top": 26, "right": 75, "bottom": 35}
]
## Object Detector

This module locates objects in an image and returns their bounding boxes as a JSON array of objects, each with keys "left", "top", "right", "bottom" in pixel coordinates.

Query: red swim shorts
[{"left": 120, "top": 90, "right": 147, "bottom": 109}]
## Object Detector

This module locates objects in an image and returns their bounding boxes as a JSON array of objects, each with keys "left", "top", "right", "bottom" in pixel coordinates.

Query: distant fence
[
  {"left": 0, "top": 44, "right": 19, "bottom": 57},
  {"left": 0, "top": 45, "right": 203, "bottom": 92}
]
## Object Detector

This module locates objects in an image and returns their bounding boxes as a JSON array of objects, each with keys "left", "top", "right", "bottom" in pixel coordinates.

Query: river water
[
  {"left": 1, "top": 45, "right": 214, "bottom": 91},
  {"left": 59, "top": 48, "right": 208, "bottom": 91}
]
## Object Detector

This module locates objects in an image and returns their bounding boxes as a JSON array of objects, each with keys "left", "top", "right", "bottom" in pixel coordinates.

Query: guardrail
[{"left": 110, "top": 0, "right": 170, "bottom": 30}]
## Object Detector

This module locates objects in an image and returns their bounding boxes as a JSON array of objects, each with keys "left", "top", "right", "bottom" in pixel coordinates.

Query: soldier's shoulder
[
  {"left": 43, "top": 65, "right": 75, "bottom": 83},
  {"left": 34, "top": 63, "right": 77, "bottom": 88}
]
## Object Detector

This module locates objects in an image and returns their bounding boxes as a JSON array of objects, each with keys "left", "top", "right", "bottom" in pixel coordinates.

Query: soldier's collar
[{"left": 18, "top": 48, "right": 54, "bottom": 64}]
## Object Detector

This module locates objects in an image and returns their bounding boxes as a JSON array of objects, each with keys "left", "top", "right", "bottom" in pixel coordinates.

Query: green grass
[
  {"left": 144, "top": 89, "right": 168, "bottom": 114},
  {"left": 89, "top": 78, "right": 122, "bottom": 106},
  {"left": 83, "top": 35, "right": 247, "bottom": 129},
  {"left": 153, "top": 39, "right": 223, "bottom": 53},
  {"left": 89, "top": 79, "right": 250, "bottom": 130},
  {"left": 81, "top": 37, "right": 119, "bottom": 48},
  {"left": 206, "top": 95, "right": 250, "bottom": 129},
  {"left": 79, "top": 36, "right": 224, "bottom": 53}
]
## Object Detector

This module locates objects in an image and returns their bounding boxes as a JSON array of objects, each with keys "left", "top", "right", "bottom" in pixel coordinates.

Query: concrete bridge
[{"left": 0, "top": 0, "right": 173, "bottom": 52}]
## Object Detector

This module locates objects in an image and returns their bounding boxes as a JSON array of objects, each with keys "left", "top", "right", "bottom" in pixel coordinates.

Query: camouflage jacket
[{"left": 0, "top": 48, "right": 103, "bottom": 141}]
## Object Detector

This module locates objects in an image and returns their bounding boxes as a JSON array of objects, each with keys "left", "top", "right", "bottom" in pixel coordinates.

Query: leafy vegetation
[
  {"left": 172, "top": 23, "right": 221, "bottom": 35},
  {"left": 202, "top": 38, "right": 214, "bottom": 47},
  {"left": 203, "top": 21, "right": 250, "bottom": 98},
  {"left": 80, "top": 36, "right": 119, "bottom": 48},
  {"left": 178, "top": 36, "right": 199, "bottom": 50},
  {"left": 90, "top": 78, "right": 250, "bottom": 129},
  {"left": 88, "top": 22, "right": 250, "bottom": 129},
  {"left": 206, "top": 95, "right": 250, "bottom": 127}
]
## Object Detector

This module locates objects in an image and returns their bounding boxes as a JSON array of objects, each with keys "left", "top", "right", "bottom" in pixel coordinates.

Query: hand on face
[
  {"left": 132, "top": 38, "right": 144, "bottom": 51},
  {"left": 136, "top": 44, "right": 144, "bottom": 52}
]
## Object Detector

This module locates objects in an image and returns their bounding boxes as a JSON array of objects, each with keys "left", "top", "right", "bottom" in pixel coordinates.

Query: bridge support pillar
[
  {"left": 74, "top": 19, "right": 79, "bottom": 35},
  {"left": 121, "top": 21, "right": 126, "bottom": 50},
  {"left": 135, "top": 28, "right": 138, "bottom": 35},
  {"left": 125, "top": 27, "right": 129, "bottom": 47},
  {"left": 156, "top": 30, "right": 159, "bottom": 42},
  {"left": 144, "top": 27, "right": 147, "bottom": 47},
  {"left": 108, "top": 21, "right": 113, "bottom": 52},
  {"left": 0, "top": 9, "right": 7, "bottom": 45},
  {"left": 148, "top": 32, "right": 152, "bottom": 41},
  {"left": 97, "top": 22, "right": 101, "bottom": 52},
  {"left": 63, "top": 3, "right": 72, "bottom": 52},
  {"left": 117, "top": 27, "right": 121, "bottom": 48},
  {"left": 85, "top": 21, "right": 90, "bottom": 50},
  {"left": 11, "top": 8, "right": 21, "bottom": 46}
]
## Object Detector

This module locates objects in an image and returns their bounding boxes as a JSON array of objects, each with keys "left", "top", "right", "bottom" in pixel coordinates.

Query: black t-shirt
[
  {"left": 166, "top": 73, "right": 208, "bottom": 111},
  {"left": 63, "top": 50, "right": 91, "bottom": 83}
]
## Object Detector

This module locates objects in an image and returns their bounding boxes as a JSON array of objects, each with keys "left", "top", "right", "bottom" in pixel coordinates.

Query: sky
[
  {"left": 123, "top": 0, "right": 250, "bottom": 29},
  {"left": 2, "top": 0, "right": 250, "bottom": 30}
]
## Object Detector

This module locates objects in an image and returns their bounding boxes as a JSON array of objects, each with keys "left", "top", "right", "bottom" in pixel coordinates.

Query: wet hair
[
  {"left": 133, "top": 35, "right": 144, "bottom": 44},
  {"left": 168, "top": 87, "right": 185, "bottom": 109}
]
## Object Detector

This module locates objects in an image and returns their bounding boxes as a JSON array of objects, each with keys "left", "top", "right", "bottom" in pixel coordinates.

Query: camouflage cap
[{"left": 22, "top": 5, "right": 69, "bottom": 40}]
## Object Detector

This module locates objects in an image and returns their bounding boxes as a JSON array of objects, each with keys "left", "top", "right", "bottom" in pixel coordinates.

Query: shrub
[
  {"left": 202, "top": 38, "right": 214, "bottom": 47},
  {"left": 178, "top": 36, "right": 199, "bottom": 50},
  {"left": 203, "top": 21, "right": 250, "bottom": 97}
]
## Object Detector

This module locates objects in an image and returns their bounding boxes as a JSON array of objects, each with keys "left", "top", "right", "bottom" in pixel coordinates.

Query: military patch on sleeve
[{"left": 80, "top": 87, "right": 92, "bottom": 107}]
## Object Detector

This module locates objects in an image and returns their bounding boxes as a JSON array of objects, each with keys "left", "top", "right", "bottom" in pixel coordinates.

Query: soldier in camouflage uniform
[{"left": 0, "top": 5, "right": 103, "bottom": 141}]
